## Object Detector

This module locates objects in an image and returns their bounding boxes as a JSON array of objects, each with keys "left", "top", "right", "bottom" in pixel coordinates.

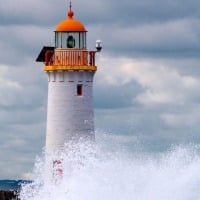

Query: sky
[{"left": 0, "top": 0, "right": 200, "bottom": 179}]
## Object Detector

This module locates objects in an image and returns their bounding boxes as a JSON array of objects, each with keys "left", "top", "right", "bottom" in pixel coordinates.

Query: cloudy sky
[{"left": 0, "top": 0, "right": 200, "bottom": 179}]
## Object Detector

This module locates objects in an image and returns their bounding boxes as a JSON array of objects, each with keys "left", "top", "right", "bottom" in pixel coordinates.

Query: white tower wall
[{"left": 46, "top": 70, "right": 95, "bottom": 153}]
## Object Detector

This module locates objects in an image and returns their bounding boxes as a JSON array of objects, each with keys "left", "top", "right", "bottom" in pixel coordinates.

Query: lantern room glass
[{"left": 55, "top": 32, "right": 87, "bottom": 49}]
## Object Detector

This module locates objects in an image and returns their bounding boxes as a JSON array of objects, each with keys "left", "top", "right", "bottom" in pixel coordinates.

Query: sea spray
[{"left": 20, "top": 143, "right": 200, "bottom": 200}]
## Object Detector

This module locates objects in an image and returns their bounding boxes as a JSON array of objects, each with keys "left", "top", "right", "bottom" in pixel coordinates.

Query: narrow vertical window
[
  {"left": 67, "top": 35, "right": 75, "bottom": 48},
  {"left": 77, "top": 84, "right": 83, "bottom": 96}
]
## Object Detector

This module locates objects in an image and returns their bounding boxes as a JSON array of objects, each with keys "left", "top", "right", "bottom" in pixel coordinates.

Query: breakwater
[{"left": 0, "top": 191, "right": 19, "bottom": 200}]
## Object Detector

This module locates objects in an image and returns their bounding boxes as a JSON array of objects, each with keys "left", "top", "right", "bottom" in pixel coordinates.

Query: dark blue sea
[{"left": 0, "top": 180, "right": 32, "bottom": 191}]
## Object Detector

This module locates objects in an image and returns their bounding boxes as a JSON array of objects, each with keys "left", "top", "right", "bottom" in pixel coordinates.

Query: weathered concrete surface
[{"left": 0, "top": 191, "right": 19, "bottom": 200}]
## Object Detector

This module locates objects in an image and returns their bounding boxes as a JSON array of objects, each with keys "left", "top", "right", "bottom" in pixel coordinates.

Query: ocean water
[
  {"left": 19, "top": 141, "right": 200, "bottom": 200},
  {"left": 0, "top": 180, "right": 31, "bottom": 191}
]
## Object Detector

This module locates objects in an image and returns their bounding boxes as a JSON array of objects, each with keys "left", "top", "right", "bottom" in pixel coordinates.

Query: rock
[{"left": 0, "top": 190, "right": 19, "bottom": 200}]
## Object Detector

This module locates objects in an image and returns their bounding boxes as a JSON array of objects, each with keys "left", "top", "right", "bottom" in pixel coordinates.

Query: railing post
[{"left": 89, "top": 51, "right": 95, "bottom": 66}]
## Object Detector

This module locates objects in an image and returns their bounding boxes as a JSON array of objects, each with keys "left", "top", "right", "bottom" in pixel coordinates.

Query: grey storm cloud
[
  {"left": 94, "top": 56, "right": 200, "bottom": 152},
  {"left": 0, "top": 0, "right": 200, "bottom": 178},
  {"left": 1, "top": 0, "right": 200, "bottom": 59},
  {"left": 1, "top": 0, "right": 200, "bottom": 25}
]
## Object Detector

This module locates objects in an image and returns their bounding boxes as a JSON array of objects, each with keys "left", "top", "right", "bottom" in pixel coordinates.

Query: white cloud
[
  {"left": 95, "top": 56, "right": 200, "bottom": 135},
  {"left": 0, "top": 66, "right": 23, "bottom": 106},
  {"left": 97, "top": 56, "right": 200, "bottom": 106},
  {"left": 161, "top": 106, "right": 200, "bottom": 128},
  {"left": 133, "top": 67, "right": 200, "bottom": 106}
]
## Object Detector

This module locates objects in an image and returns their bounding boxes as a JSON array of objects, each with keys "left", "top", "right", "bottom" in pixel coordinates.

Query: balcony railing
[{"left": 45, "top": 49, "right": 96, "bottom": 67}]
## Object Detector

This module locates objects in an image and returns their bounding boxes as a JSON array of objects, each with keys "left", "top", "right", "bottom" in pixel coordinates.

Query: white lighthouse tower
[{"left": 36, "top": 3, "right": 100, "bottom": 155}]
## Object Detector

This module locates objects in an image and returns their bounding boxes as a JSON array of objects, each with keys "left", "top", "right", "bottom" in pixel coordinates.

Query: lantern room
[
  {"left": 55, "top": 3, "right": 87, "bottom": 49},
  {"left": 36, "top": 3, "right": 101, "bottom": 71}
]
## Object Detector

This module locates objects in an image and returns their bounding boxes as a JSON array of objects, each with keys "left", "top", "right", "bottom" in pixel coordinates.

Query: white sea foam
[{"left": 20, "top": 141, "right": 200, "bottom": 200}]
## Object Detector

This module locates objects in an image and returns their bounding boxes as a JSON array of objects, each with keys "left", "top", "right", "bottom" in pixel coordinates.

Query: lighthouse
[{"left": 36, "top": 3, "right": 101, "bottom": 155}]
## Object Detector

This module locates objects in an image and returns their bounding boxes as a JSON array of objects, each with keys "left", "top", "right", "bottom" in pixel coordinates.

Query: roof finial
[
  {"left": 68, "top": 1, "right": 74, "bottom": 18},
  {"left": 70, "top": 1, "right": 72, "bottom": 10}
]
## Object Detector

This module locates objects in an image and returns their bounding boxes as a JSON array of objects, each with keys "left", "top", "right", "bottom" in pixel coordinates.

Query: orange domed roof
[{"left": 55, "top": 4, "right": 86, "bottom": 32}]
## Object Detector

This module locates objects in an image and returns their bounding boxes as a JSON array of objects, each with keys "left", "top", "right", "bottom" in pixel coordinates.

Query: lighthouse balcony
[
  {"left": 46, "top": 49, "right": 96, "bottom": 66},
  {"left": 39, "top": 48, "right": 96, "bottom": 71}
]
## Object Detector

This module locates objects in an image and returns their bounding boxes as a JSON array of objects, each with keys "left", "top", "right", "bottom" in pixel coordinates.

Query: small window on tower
[{"left": 77, "top": 84, "right": 83, "bottom": 96}]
